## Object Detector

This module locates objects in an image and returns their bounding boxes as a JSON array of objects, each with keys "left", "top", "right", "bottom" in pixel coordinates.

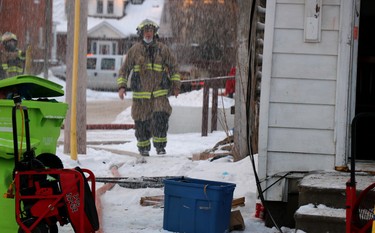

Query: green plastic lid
[{"left": 0, "top": 75, "right": 65, "bottom": 99}]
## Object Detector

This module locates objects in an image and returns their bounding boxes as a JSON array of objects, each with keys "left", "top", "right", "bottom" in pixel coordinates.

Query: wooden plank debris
[
  {"left": 232, "top": 197, "right": 246, "bottom": 208},
  {"left": 192, "top": 152, "right": 216, "bottom": 161},
  {"left": 139, "top": 195, "right": 245, "bottom": 208},
  {"left": 140, "top": 195, "right": 164, "bottom": 206}
]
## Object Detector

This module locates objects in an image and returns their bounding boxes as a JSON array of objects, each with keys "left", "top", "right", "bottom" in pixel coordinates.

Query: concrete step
[
  {"left": 298, "top": 185, "right": 347, "bottom": 209},
  {"left": 294, "top": 204, "right": 346, "bottom": 233},
  {"left": 295, "top": 171, "right": 375, "bottom": 233},
  {"left": 298, "top": 171, "right": 375, "bottom": 209}
]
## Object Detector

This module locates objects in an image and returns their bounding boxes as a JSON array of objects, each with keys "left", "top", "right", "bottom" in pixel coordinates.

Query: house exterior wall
[
  {"left": 87, "top": 0, "right": 125, "bottom": 18},
  {"left": 258, "top": 0, "right": 354, "bottom": 201},
  {"left": 56, "top": 34, "right": 137, "bottom": 64},
  {"left": 89, "top": 24, "right": 124, "bottom": 38}
]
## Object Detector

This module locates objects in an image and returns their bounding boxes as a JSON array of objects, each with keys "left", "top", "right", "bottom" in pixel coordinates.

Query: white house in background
[
  {"left": 52, "top": 0, "right": 166, "bottom": 63},
  {"left": 258, "top": 0, "right": 375, "bottom": 220},
  {"left": 87, "top": 21, "right": 126, "bottom": 56}
]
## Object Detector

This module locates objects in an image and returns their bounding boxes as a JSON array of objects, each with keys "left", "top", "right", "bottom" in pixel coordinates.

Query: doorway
[{"left": 353, "top": 0, "right": 375, "bottom": 161}]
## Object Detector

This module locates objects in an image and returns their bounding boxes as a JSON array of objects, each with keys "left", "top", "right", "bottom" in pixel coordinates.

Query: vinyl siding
[{"left": 259, "top": 0, "right": 342, "bottom": 200}]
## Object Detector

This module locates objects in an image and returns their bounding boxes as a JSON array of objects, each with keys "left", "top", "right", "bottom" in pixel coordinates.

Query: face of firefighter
[
  {"left": 4, "top": 40, "right": 17, "bottom": 52},
  {"left": 143, "top": 27, "right": 155, "bottom": 44}
]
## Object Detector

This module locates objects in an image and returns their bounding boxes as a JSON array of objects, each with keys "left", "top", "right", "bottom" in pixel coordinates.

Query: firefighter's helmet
[
  {"left": 136, "top": 19, "right": 159, "bottom": 37},
  {"left": 1, "top": 32, "right": 17, "bottom": 43}
]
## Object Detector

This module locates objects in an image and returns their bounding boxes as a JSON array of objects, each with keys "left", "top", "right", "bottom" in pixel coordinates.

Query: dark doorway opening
[{"left": 354, "top": 0, "right": 375, "bottom": 161}]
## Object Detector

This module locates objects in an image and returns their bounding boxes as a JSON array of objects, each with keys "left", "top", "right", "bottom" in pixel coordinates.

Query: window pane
[
  {"left": 93, "top": 42, "right": 97, "bottom": 54},
  {"left": 97, "top": 0, "right": 103, "bottom": 13},
  {"left": 108, "top": 1, "right": 114, "bottom": 14},
  {"left": 99, "top": 44, "right": 110, "bottom": 54},
  {"left": 101, "top": 59, "right": 116, "bottom": 70},
  {"left": 112, "top": 42, "right": 117, "bottom": 54},
  {"left": 87, "top": 58, "right": 97, "bottom": 69}
]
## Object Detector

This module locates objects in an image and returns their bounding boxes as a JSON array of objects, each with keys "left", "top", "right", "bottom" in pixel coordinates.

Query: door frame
[{"left": 335, "top": 0, "right": 358, "bottom": 168}]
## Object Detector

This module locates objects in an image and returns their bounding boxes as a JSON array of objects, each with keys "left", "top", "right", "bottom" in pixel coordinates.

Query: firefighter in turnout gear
[
  {"left": 117, "top": 19, "right": 181, "bottom": 156},
  {"left": 0, "top": 32, "right": 26, "bottom": 79}
]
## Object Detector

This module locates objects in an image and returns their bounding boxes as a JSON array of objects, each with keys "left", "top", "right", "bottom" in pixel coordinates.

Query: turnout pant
[{"left": 135, "top": 111, "right": 169, "bottom": 152}]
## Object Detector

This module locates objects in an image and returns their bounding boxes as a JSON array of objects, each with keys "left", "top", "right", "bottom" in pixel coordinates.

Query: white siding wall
[
  {"left": 89, "top": 23, "right": 124, "bottom": 38},
  {"left": 88, "top": 0, "right": 124, "bottom": 17},
  {"left": 259, "top": 0, "right": 343, "bottom": 200}
]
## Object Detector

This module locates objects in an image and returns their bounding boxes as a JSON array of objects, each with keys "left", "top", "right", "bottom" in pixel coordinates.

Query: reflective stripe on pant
[
  {"left": 134, "top": 111, "right": 169, "bottom": 151},
  {"left": 135, "top": 119, "right": 151, "bottom": 151},
  {"left": 151, "top": 112, "right": 169, "bottom": 149}
]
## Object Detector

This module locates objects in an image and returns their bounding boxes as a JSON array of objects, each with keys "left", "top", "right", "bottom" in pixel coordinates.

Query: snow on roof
[{"left": 53, "top": 0, "right": 165, "bottom": 37}]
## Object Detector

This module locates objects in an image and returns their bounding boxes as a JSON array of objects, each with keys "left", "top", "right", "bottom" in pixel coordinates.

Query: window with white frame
[
  {"left": 99, "top": 44, "right": 110, "bottom": 55},
  {"left": 97, "top": 0, "right": 103, "bottom": 14},
  {"left": 91, "top": 41, "right": 118, "bottom": 55},
  {"left": 107, "top": 0, "right": 114, "bottom": 14}
]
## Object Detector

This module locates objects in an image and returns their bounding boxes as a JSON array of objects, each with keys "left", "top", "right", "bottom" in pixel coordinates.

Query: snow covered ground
[{"left": 48, "top": 74, "right": 299, "bottom": 233}]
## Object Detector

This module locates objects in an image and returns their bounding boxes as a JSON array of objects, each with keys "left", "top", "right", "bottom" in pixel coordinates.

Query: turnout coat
[{"left": 117, "top": 41, "right": 181, "bottom": 121}]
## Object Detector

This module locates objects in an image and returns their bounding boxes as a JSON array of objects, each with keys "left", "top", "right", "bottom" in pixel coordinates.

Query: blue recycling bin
[{"left": 163, "top": 177, "right": 236, "bottom": 233}]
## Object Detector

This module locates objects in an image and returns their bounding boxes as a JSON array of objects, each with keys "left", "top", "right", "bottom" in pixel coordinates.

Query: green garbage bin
[{"left": 0, "top": 75, "right": 68, "bottom": 232}]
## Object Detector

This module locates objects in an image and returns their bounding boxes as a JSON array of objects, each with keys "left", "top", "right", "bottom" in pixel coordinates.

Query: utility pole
[
  {"left": 44, "top": 0, "right": 52, "bottom": 79},
  {"left": 233, "top": 0, "right": 252, "bottom": 160},
  {"left": 233, "top": 0, "right": 265, "bottom": 160},
  {"left": 64, "top": 0, "right": 88, "bottom": 156}
]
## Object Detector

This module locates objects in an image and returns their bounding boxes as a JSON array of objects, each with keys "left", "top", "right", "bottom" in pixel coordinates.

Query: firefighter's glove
[
  {"left": 173, "top": 88, "right": 180, "bottom": 98},
  {"left": 118, "top": 87, "right": 126, "bottom": 100}
]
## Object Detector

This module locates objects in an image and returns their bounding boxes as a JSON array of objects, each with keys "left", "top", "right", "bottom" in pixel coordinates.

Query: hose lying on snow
[
  {"left": 95, "top": 176, "right": 182, "bottom": 189},
  {"left": 95, "top": 163, "right": 123, "bottom": 233}
]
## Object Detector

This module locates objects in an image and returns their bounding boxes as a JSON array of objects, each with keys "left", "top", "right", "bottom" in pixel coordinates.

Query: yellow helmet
[
  {"left": 2, "top": 32, "right": 17, "bottom": 43},
  {"left": 136, "top": 19, "right": 159, "bottom": 36}
]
